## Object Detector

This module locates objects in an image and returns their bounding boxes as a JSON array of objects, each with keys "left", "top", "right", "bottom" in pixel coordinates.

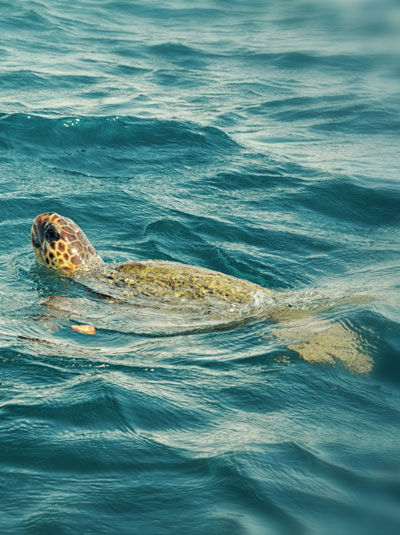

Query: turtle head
[{"left": 31, "top": 212, "right": 103, "bottom": 275}]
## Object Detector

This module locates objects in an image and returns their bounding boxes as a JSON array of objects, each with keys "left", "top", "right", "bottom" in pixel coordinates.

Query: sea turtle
[
  {"left": 31, "top": 212, "right": 274, "bottom": 305},
  {"left": 31, "top": 212, "right": 373, "bottom": 374}
]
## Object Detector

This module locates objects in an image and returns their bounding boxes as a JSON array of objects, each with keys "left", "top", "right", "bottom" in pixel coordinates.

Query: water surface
[{"left": 0, "top": 1, "right": 399, "bottom": 534}]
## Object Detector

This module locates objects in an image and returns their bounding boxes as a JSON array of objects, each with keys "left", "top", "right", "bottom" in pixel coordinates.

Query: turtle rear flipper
[{"left": 274, "top": 319, "right": 373, "bottom": 375}]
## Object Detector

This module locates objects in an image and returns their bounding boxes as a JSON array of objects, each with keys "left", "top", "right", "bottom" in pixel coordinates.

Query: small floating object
[{"left": 71, "top": 324, "right": 96, "bottom": 335}]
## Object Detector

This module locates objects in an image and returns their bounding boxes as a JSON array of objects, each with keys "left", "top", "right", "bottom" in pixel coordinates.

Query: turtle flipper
[{"left": 274, "top": 319, "right": 373, "bottom": 375}]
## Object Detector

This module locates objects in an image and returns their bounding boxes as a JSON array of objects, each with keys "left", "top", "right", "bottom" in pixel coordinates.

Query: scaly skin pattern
[
  {"left": 31, "top": 213, "right": 103, "bottom": 273},
  {"left": 31, "top": 213, "right": 272, "bottom": 304}
]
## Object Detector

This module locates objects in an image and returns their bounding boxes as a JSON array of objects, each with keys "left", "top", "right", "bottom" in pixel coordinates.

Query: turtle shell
[{"left": 108, "top": 259, "right": 270, "bottom": 304}]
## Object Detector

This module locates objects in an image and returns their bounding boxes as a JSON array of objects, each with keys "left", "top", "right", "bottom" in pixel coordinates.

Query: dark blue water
[{"left": 1, "top": 1, "right": 400, "bottom": 533}]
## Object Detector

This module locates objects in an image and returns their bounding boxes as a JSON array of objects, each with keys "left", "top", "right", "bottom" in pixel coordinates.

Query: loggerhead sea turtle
[{"left": 31, "top": 212, "right": 373, "bottom": 374}]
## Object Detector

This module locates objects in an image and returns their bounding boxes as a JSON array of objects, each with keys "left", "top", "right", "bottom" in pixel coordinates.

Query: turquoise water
[{"left": 1, "top": 0, "right": 400, "bottom": 533}]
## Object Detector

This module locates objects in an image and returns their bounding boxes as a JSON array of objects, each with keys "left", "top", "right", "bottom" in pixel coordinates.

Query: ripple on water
[{"left": 0, "top": 0, "right": 400, "bottom": 533}]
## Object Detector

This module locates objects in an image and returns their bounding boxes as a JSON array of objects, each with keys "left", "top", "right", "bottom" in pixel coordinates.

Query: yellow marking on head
[{"left": 31, "top": 212, "right": 103, "bottom": 275}]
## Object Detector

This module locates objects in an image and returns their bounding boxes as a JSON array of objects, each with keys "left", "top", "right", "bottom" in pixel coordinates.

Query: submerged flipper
[{"left": 274, "top": 319, "right": 373, "bottom": 375}]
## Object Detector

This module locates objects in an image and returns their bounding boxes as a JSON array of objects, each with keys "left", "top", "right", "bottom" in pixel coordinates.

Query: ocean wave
[
  {"left": 241, "top": 51, "right": 377, "bottom": 72},
  {"left": 295, "top": 179, "right": 400, "bottom": 227},
  {"left": 0, "top": 113, "right": 237, "bottom": 151},
  {"left": 0, "top": 70, "right": 103, "bottom": 90},
  {"left": 1, "top": 1, "right": 399, "bottom": 533},
  {"left": 0, "top": 113, "right": 239, "bottom": 176},
  {"left": 245, "top": 94, "right": 400, "bottom": 135}
]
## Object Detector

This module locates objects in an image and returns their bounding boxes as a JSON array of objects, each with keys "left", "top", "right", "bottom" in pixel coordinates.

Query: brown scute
[
  {"left": 45, "top": 257, "right": 50, "bottom": 264},
  {"left": 58, "top": 242, "right": 65, "bottom": 252},
  {"left": 49, "top": 252, "right": 55, "bottom": 260},
  {"left": 61, "top": 230, "right": 76, "bottom": 241},
  {"left": 64, "top": 252, "right": 69, "bottom": 260},
  {"left": 50, "top": 242, "right": 56, "bottom": 250},
  {"left": 71, "top": 255, "right": 80, "bottom": 265},
  {"left": 71, "top": 240, "right": 84, "bottom": 253}
]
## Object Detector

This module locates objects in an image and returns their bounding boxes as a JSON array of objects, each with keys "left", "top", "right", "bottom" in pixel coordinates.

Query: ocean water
[{"left": 1, "top": 0, "right": 400, "bottom": 533}]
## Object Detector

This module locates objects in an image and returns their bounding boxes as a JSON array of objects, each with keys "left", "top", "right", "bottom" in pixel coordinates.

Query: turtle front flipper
[{"left": 273, "top": 318, "right": 373, "bottom": 375}]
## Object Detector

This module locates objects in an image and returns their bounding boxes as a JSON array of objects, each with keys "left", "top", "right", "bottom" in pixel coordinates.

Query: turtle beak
[
  {"left": 31, "top": 212, "right": 56, "bottom": 258},
  {"left": 31, "top": 214, "right": 47, "bottom": 248},
  {"left": 31, "top": 224, "right": 44, "bottom": 265}
]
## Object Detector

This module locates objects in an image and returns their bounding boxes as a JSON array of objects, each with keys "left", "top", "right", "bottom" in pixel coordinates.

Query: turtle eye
[{"left": 45, "top": 226, "right": 60, "bottom": 242}]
